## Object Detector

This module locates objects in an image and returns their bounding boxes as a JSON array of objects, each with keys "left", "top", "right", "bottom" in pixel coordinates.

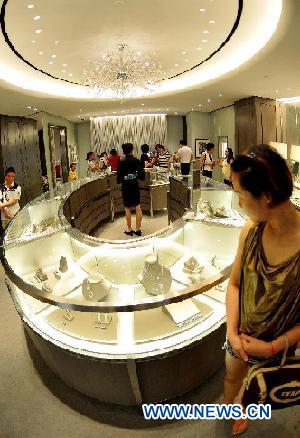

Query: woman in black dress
[{"left": 117, "top": 143, "right": 145, "bottom": 237}]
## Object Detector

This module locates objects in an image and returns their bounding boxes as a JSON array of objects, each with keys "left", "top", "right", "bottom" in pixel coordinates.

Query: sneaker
[
  {"left": 133, "top": 230, "right": 142, "bottom": 236},
  {"left": 124, "top": 230, "right": 134, "bottom": 236}
]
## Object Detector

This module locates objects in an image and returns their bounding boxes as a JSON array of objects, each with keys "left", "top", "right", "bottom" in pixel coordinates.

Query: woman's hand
[
  {"left": 228, "top": 333, "right": 249, "bottom": 362},
  {"left": 3, "top": 207, "right": 12, "bottom": 219},
  {"left": 240, "top": 333, "right": 272, "bottom": 357}
]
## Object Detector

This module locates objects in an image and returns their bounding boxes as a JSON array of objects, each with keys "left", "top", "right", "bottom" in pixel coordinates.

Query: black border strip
[{"left": 1, "top": 0, "right": 243, "bottom": 87}]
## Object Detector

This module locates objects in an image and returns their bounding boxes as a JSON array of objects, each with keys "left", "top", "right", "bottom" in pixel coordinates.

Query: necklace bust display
[{"left": 138, "top": 254, "right": 172, "bottom": 296}]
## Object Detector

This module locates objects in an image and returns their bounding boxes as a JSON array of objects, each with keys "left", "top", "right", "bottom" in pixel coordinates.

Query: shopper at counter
[
  {"left": 200, "top": 143, "right": 216, "bottom": 178},
  {"left": 140, "top": 144, "right": 154, "bottom": 168},
  {"left": 156, "top": 144, "right": 171, "bottom": 169},
  {"left": 0, "top": 167, "right": 21, "bottom": 230},
  {"left": 224, "top": 144, "right": 300, "bottom": 435},
  {"left": 98, "top": 152, "right": 108, "bottom": 170},
  {"left": 177, "top": 139, "right": 193, "bottom": 175},
  {"left": 107, "top": 149, "right": 120, "bottom": 171},
  {"left": 86, "top": 151, "right": 99, "bottom": 177},
  {"left": 219, "top": 147, "right": 234, "bottom": 185},
  {"left": 117, "top": 143, "right": 145, "bottom": 237},
  {"left": 67, "top": 163, "right": 77, "bottom": 182}
]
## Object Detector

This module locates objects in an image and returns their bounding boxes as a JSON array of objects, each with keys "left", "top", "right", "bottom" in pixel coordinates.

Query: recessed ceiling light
[
  {"left": 31, "top": 40, "right": 36, "bottom": 43},
  {"left": 136, "top": 51, "right": 141, "bottom": 56},
  {"left": 49, "top": 61, "right": 53, "bottom": 65},
  {"left": 197, "top": 47, "right": 202, "bottom": 50},
  {"left": 192, "top": 108, "right": 194, "bottom": 111},
  {"left": 140, "top": 109, "right": 143, "bottom": 112},
  {"left": 33, "top": 108, "right": 37, "bottom": 111},
  {"left": 203, "top": 30, "right": 209, "bottom": 34},
  {"left": 55, "top": 40, "right": 60, "bottom": 44},
  {"left": 141, "top": 103, "right": 145, "bottom": 106},
  {"left": 200, "top": 8, "right": 206, "bottom": 12},
  {"left": 122, "top": 110, "right": 125, "bottom": 113},
  {"left": 27, "top": 4, "right": 34, "bottom": 8},
  {"left": 202, "top": 39, "right": 208, "bottom": 43},
  {"left": 62, "top": 70, "right": 66, "bottom": 73},
  {"left": 174, "top": 63, "right": 179, "bottom": 67},
  {"left": 35, "top": 29, "right": 42, "bottom": 33},
  {"left": 51, "top": 54, "right": 56, "bottom": 58},
  {"left": 33, "top": 15, "right": 40, "bottom": 20},
  {"left": 208, "top": 99, "right": 211, "bottom": 102},
  {"left": 209, "top": 20, "right": 215, "bottom": 24},
  {"left": 27, "top": 106, "right": 32, "bottom": 109},
  {"left": 198, "top": 104, "right": 202, "bottom": 107},
  {"left": 181, "top": 51, "right": 187, "bottom": 55},
  {"left": 145, "top": 62, "right": 149, "bottom": 66},
  {"left": 275, "top": 89, "right": 279, "bottom": 93},
  {"left": 68, "top": 73, "right": 73, "bottom": 77},
  {"left": 62, "top": 63, "right": 67, "bottom": 67},
  {"left": 219, "top": 93, "right": 222, "bottom": 97},
  {"left": 79, "top": 109, "right": 82, "bottom": 112},
  {"left": 113, "top": 111, "right": 116, "bottom": 114},
  {"left": 166, "top": 108, "right": 169, "bottom": 111},
  {"left": 174, "top": 112, "right": 178, "bottom": 115},
  {"left": 39, "top": 51, "right": 43, "bottom": 55}
]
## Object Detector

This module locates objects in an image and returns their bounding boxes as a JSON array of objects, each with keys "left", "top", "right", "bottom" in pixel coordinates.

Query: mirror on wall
[{"left": 48, "top": 125, "right": 68, "bottom": 187}]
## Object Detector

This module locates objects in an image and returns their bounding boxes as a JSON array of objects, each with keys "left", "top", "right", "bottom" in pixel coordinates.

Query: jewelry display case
[
  {"left": 292, "top": 184, "right": 300, "bottom": 211},
  {"left": 2, "top": 177, "right": 245, "bottom": 406},
  {"left": 290, "top": 145, "right": 300, "bottom": 211}
]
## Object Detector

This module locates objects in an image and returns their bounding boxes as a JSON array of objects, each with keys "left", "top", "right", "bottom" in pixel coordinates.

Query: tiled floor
[{"left": 93, "top": 210, "right": 169, "bottom": 240}]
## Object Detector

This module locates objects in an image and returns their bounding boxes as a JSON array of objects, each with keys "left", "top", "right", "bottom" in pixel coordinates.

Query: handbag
[{"left": 241, "top": 336, "right": 300, "bottom": 410}]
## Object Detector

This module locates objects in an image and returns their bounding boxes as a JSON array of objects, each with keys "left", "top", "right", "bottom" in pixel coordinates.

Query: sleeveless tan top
[{"left": 239, "top": 222, "right": 300, "bottom": 342}]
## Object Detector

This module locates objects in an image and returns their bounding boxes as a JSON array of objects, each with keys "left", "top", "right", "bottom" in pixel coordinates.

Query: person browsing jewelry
[
  {"left": 117, "top": 143, "right": 145, "bottom": 237},
  {"left": 223, "top": 144, "right": 300, "bottom": 435},
  {"left": 200, "top": 143, "right": 216, "bottom": 178},
  {"left": 218, "top": 147, "right": 234, "bottom": 185},
  {"left": 86, "top": 151, "right": 99, "bottom": 177}
]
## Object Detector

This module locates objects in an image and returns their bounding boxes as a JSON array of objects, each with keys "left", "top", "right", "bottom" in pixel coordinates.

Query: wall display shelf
[{"left": 2, "top": 176, "right": 244, "bottom": 406}]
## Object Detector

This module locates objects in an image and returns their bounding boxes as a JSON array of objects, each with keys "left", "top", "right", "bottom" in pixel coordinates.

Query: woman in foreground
[{"left": 224, "top": 144, "right": 300, "bottom": 435}]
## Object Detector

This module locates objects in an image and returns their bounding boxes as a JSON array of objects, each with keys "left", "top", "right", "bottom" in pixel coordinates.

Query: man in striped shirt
[{"left": 156, "top": 144, "right": 171, "bottom": 169}]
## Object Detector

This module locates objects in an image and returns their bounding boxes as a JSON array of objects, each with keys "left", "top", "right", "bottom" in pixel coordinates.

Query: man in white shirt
[
  {"left": 0, "top": 167, "right": 21, "bottom": 230},
  {"left": 177, "top": 140, "right": 193, "bottom": 175}
]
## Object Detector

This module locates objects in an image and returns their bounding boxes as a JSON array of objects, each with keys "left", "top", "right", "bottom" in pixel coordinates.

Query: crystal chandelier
[{"left": 82, "top": 43, "right": 163, "bottom": 99}]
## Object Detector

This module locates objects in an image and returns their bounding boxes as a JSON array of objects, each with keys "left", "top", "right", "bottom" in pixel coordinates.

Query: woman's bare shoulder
[{"left": 239, "top": 220, "right": 257, "bottom": 244}]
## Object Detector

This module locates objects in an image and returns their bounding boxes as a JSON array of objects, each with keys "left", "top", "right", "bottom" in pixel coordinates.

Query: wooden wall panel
[
  {"left": 259, "top": 102, "right": 277, "bottom": 144},
  {"left": 235, "top": 98, "right": 257, "bottom": 153},
  {"left": 0, "top": 115, "right": 42, "bottom": 206},
  {"left": 235, "top": 97, "right": 286, "bottom": 154}
]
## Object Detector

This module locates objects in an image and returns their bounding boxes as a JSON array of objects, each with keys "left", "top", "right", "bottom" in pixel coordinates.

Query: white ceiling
[{"left": 0, "top": 0, "right": 299, "bottom": 122}]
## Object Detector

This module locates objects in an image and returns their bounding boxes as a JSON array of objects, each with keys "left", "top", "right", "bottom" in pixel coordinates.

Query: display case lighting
[
  {"left": 269, "top": 141, "right": 288, "bottom": 159},
  {"left": 291, "top": 145, "right": 300, "bottom": 162}
]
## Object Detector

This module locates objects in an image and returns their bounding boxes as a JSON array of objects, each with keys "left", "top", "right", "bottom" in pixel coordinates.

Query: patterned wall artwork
[{"left": 90, "top": 114, "right": 167, "bottom": 155}]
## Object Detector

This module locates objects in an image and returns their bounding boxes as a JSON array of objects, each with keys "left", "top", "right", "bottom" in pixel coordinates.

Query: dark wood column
[{"left": 234, "top": 97, "right": 286, "bottom": 153}]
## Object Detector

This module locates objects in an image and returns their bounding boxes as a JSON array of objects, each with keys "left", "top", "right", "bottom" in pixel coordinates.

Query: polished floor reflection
[{"left": 92, "top": 211, "right": 169, "bottom": 240}]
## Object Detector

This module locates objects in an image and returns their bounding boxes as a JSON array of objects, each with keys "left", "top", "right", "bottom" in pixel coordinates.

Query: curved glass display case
[{"left": 1, "top": 176, "right": 246, "bottom": 405}]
